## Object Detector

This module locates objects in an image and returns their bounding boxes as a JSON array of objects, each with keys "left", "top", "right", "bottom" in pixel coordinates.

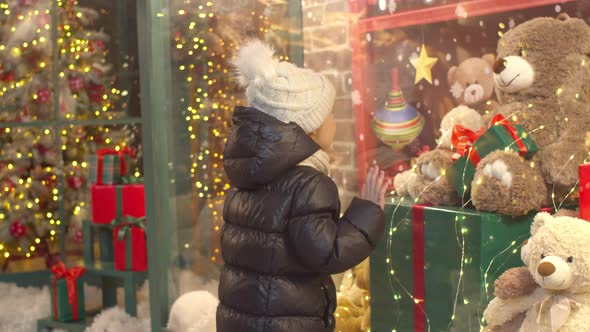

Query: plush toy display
[
  {"left": 167, "top": 290, "right": 218, "bottom": 332},
  {"left": 393, "top": 105, "right": 484, "bottom": 204},
  {"left": 483, "top": 212, "right": 590, "bottom": 331},
  {"left": 407, "top": 15, "right": 590, "bottom": 216},
  {"left": 335, "top": 259, "right": 371, "bottom": 332},
  {"left": 448, "top": 54, "right": 497, "bottom": 113}
]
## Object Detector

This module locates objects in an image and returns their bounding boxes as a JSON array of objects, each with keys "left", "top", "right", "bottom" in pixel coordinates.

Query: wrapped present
[
  {"left": 88, "top": 148, "right": 133, "bottom": 185},
  {"left": 580, "top": 164, "right": 590, "bottom": 221},
  {"left": 370, "top": 200, "right": 551, "bottom": 332},
  {"left": 50, "top": 262, "right": 85, "bottom": 322},
  {"left": 112, "top": 216, "right": 147, "bottom": 271},
  {"left": 91, "top": 183, "right": 145, "bottom": 224},
  {"left": 446, "top": 114, "right": 539, "bottom": 197}
]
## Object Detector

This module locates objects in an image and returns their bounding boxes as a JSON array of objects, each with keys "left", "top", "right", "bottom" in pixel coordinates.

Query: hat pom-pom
[{"left": 233, "top": 39, "right": 278, "bottom": 88}]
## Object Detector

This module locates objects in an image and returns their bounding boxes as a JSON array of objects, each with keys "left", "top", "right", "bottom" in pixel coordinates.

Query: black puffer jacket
[{"left": 217, "top": 107, "right": 385, "bottom": 332}]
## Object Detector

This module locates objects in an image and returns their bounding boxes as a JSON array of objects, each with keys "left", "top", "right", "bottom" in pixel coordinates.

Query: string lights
[
  {"left": 382, "top": 16, "right": 589, "bottom": 331},
  {"left": 170, "top": 0, "right": 286, "bottom": 263},
  {"left": 0, "top": 0, "right": 133, "bottom": 268}
]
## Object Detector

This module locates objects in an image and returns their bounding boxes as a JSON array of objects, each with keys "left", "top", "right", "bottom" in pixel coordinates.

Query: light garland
[
  {"left": 170, "top": 0, "right": 287, "bottom": 263},
  {"left": 0, "top": 0, "right": 134, "bottom": 265},
  {"left": 380, "top": 17, "right": 590, "bottom": 332}
]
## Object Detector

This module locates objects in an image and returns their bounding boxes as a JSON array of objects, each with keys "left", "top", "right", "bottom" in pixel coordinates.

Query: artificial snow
[
  {"left": 0, "top": 269, "right": 219, "bottom": 332},
  {"left": 0, "top": 283, "right": 52, "bottom": 332}
]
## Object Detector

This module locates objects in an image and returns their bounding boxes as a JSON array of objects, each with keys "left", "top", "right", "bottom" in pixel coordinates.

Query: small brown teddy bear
[
  {"left": 412, "top": 14, "right": 590, "bottom": 216},
  {"left": 448, "top": 54, "right": 498, "bottom": 114},
  {"left": 395, "top": 105, "right": 484, "bottom": 205}
]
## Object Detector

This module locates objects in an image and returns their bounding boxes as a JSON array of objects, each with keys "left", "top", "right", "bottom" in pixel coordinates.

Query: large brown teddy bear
[{"left": 409, "top": 15, "right": 590, "bottom": 216}]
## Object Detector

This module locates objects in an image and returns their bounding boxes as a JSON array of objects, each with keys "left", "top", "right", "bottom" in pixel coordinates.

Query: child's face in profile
[{"left": 310, "top": 112, "right": 336, "bottom": 152}]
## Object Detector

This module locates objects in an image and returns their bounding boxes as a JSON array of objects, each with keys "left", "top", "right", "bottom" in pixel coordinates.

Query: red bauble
[
  {"left": 417, "top": 145, "right": 431, "bottom": 156},
  {"left": 20, "top": 0, "right": 35, "bottom": 5},
  {"left": 67, "top": 175, "right": 84, "bottom": 189},
  {"left": 68, "top": 77, "right": 85, "bottom": 92},
  {"left": 36, "top": 13, "right": 51, "bottom": 27},
  {"left": 391, "top": 160, "right": 410, "bottom": 173},
  {"left": 36, "top": 89, "right": 51, "bottom": 104},
  {"left": 0, "top": 71, "right": 15, "bottom": 82},
  {"left": 73, "top": 229, "right": 83, "bottom": 243},
  {"left": 89, "top": 40, "right": 106, "bottom": 52},
  {"left": 87, "top": 84, "right": 104, "bottom": 103},
  {"left": 9, "top": 221, "right": 27, "bottom": 239}
]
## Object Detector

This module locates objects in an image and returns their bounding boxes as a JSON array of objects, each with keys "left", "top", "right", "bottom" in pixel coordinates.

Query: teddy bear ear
[
  {"left": 556, "top": 13, "right": 570, "bottom": 21},
  {"left": 447, "top": 66, "right": 457, "bottom": 84},
  {"left": 482, "top": 54, "right": 496, "bottom": 68},
  {"left": 531, "top": 212, "right": 553, "bottom": 235}
]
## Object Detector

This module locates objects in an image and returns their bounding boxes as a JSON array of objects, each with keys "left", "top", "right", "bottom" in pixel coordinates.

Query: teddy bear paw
[
  {"left": 420, "top": 162, "right": 440, "bottom": 180},
  {"left": 408, "top": 149, "right": 459, "bottom": 205},
  {"left": 482, "top": 159, "right": 513, "bottom": 188},
  {"left": 472, "top": 151, "right": 546, "bottom": 216}
]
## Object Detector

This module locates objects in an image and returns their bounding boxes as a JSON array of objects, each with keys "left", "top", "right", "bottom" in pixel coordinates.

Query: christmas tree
[
  {"left": 0, "top": 0, "right": 127, "bottom": 271},
  {"left": 169, "top": 0, "right": 293, "bottom": 266}
]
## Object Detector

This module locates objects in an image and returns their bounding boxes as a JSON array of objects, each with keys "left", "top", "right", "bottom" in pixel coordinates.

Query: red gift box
[
  {"left": 91, "top": 184, "right": 145, "bottom": 224},
  {"left": 113, "top": 221, "right": 147, "bottom": 271},
  {"left": 580, "top": 164, "right": 590, "bottom": 222}
]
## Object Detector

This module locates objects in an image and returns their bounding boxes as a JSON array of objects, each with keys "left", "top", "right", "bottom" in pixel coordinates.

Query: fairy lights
[
  {"left": 383, "top": 16, "right": 586, "bottom": 326},
  {"left": 171, "top": 0, "right": 285, "bottom": 263},
  {"left": 0, "top": 1, "right": 137, "bottom": 265}
]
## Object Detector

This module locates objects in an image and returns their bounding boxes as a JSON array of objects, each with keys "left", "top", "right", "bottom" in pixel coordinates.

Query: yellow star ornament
[{"left": 410, "top": 44, "right": 438, "bottom": 84}]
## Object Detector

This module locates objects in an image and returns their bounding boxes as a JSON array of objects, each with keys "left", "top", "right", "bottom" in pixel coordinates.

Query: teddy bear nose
[
  {"left": 493, "top": 58, "right": 507, "bottom": 74},
  {"left": 537, "top": 261, "right": 556, "bottom": 277}
]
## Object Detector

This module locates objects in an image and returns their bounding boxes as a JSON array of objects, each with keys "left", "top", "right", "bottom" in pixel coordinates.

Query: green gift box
[
  {"left": 88, "top": 148, "right": 133, "bottom": 185},
  {"left": 50, "top": 263, "right": 86, "bottom": 322},
  {"left": 446, "top": 114, "right": 538, "bottom": 197},
  {"left": 370, "top": 199, "right": 550, "bottom": 332}
]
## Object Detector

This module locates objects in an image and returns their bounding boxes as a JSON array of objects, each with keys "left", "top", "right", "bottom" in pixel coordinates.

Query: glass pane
[
  {"left": 57, "top": 0, "right": 141, "bottom": 121},
  {"left": 0, "top": 0, "right": 142, "bottom": 278},
  {"left": 315, "top": 1, "right": 590, "bottom": 331},
  {"left": 0, "top": 1, "right": 56, "bottom": 122},
  {"left": 153, "top": 0, "right": 303, "bottom": 324},
  {"left": 0, "top": 127, "right": 60, "bottom": 273}
]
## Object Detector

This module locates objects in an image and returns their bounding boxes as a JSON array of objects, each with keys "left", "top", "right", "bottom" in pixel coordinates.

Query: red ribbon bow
[
  {"left": 489, "top": 114, "right": 528, "bottom": 156},
  {"left": 450, "top": 114, "right": 528, "bottom": 166},
  {"left": 51, "top": 262, "right": 85, "bottom": 320},
  {"left": 451, "top": 125, "right": 484, "bottom": 159}
]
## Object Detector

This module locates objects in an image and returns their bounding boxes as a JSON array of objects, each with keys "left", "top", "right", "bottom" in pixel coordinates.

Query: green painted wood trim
[
  {"left": 288, "top": 0, "right": 304, "bottom": 66},
  {"left": 82, "top": 221, "right": 93, "bottom": 266},
  {"left": 0, "top": 270, "right": 50, "bottom": 287},
  {"left": 48, "top": 0, "right": 67, "bottom": 264},
  {"left": 136, "top": 1, "right": 175, "bottom": 331},
  {"left": 98, "top": 227, "right": 114, "bottom": 263},
  {"left": 116, "top": 0, "right": 133, "bottom": 115},
  {"left": 37, "top": 318, "right": 89, "bottom": 332},
  {"left": 0, "top": 117, "right": 142, "bottom": 129}
]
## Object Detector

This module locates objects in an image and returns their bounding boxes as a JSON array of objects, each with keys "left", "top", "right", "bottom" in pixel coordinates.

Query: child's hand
[{"left": 360, "top": 165, "right": 389, "bottom": 209}]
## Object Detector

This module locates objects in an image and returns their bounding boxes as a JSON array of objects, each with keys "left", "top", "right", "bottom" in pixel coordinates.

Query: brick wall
[{"left": 302, "top": 0, "right": 358, "bottom": 208}]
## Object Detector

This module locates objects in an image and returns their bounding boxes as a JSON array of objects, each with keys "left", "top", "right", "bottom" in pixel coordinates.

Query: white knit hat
[{"left": 233, "top": 40, "right": 336, "bottom": 133}]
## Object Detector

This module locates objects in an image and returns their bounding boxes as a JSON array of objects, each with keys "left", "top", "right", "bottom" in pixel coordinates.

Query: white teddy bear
[{"left": 484, "top": 212, "right": 590, "bottom": 331}]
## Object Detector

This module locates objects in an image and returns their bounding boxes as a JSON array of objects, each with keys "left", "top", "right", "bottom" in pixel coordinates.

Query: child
[{"left": 218, "top": 40, "right": 388, "bottom": 332}]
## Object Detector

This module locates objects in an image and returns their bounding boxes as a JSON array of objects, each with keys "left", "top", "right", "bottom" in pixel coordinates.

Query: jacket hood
[{"left": 223, "top": 106, "right": 320, "bottom": 189}]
